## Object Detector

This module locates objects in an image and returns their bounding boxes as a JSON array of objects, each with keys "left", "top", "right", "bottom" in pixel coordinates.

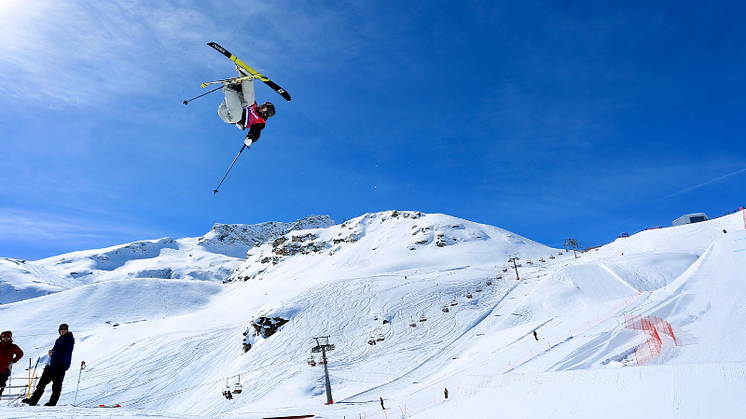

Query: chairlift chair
[
  {"left": 466, "top": 293, "right": 473, "bottom": 299},
  {"left": 376, "top": 333, "right": 385, "bottom": 341},
  {"left": 419, "top": 314, "right": 427, "bottom": 322},
  {"left": 486, "top": 280, "right": 492, "bottom": 286},
  {"left": 233, "top": 375, "right": 243, "bottom": 394},
  {"left": 223, "top": 380, "right": 233, "bottom": 400},
  {"left": 409, "top": 318, "right": 417, "bottom": 327},
  {"left": 308, "top": 355, "right": 317, "bottom": 367},
  {"left": 442, "top": 306, "right": 450, "bottom": 313},
  {"left": 450, "top": 299, "right": 458, "bottom": 306}
]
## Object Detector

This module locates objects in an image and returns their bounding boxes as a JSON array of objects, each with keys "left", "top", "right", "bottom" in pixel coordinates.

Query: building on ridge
[{"left": 672, "top": 213, "right": 708, "bottom": 227}]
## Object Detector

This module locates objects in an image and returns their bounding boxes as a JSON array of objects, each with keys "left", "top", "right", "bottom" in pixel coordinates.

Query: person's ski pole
[
  {"left": 27, "top": 358, "right": 31, "bottom": 400},
  {"left": 213, "top": 144, "right": 247, "bottom": 194},
  {"left": 28, "top": 357, "right": 40, "bottom": 398},
  {"left": 183, "top": 85, "right": 223, "bottom": 105},
  {"left": 73, "top": 361, "right": 86, "bottom": 406},
  {"left": 6, "top": 363, "right": 11, "bottom": 406}
]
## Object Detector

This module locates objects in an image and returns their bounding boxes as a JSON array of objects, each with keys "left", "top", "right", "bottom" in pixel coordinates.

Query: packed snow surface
[{"left": 0, "top": 210, "right": 744, "bottom": 418}]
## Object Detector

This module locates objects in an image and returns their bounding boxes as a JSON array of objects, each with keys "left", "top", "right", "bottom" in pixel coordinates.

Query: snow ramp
[
  {"left": 435, "top": 362, "right": 746, "bottom": 419},
  {"left": 559, "top": 263, "right": 636, "bottom": 304}
]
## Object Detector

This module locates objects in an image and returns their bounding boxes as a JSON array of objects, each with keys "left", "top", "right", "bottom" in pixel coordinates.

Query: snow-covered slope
[
  {"left": 0, "top": 257, "right": 63, "bottom": 303},
  {"left": 0, "top": 210, "right": 744, "bottom": 419}
]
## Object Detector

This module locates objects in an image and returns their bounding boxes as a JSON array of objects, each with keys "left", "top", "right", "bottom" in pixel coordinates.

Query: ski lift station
[{"left": 672, "top": 213, "right": 708, "bottom": 227}]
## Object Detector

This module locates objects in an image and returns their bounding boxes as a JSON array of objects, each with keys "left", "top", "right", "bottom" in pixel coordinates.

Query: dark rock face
[
  {"left": 253, "top": 316, "right": 289, "bottom": 338},
  {"left": 242, "top": 316, "right": 290, "bottom": 353},
  {"left": 200, "top": 216, "right": 336, "bottom": 249}
]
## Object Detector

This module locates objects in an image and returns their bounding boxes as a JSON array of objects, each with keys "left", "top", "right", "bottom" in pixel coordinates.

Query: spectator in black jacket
[{"left": 22, "top": 324, "right": 75, "bottom": 406}]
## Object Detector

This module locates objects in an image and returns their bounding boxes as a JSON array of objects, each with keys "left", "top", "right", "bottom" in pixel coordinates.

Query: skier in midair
[
  {"left": 218, "top": 76, "right": 275, "bottom": 147},
  {"left": 199, "top": 43, "right": 292, "bottom": 193}
]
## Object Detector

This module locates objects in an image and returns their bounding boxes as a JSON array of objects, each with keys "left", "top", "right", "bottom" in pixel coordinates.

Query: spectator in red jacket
[{"left": 0, "top": 331, "right": 24, "bottom": 397}]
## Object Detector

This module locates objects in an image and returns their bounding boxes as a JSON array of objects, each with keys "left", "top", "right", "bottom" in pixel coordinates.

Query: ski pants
[
  {"left": 0, "top": 371, "right": 9, "bottom": 396},
  {"left": 28, "top": 366, "right": 66, "bottom": 406},
  {"left": 218, "top": 78, "right": 256, "bottom": 124}
]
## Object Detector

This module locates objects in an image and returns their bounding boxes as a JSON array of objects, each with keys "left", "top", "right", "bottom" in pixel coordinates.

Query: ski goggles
[{"left": 0, "top": 332, "right": 11, "bottom": 339}]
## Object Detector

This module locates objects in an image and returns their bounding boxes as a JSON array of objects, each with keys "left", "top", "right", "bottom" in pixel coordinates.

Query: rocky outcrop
[
  {"left": 199, "top": 215, "right": 336, "bottom": 250},
  {"left": 272, "top": 233, "right": 327, "bottom": 257},
  {"left": 242, "top": 316, "right": 290, "bottom": 353}
]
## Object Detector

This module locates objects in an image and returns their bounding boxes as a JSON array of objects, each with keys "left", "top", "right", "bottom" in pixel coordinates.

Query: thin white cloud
[
  {"left": 0, "top": 207, "right": 161, "bottom": 248},
  {"left": 0, "top": 1, "right": 221, "bottom": 106},
  {"left": 660, "top": 167, "right": 746, "bottom": 200},
  {"left": 0, "top": 0, "right": 366, "bottom": 108}
]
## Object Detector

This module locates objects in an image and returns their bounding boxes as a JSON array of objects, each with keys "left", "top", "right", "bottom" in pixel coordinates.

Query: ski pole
[
  {"left": 213, "top": 144, "right": 247, "bottom": 194},
  {"left": 28, "top": 357, "right": 39, "bottom": 398},
  {"left": 27, "top": 358, "right": 31, "bottom": 400},
  {"left": 183, "top": 85, "right": 223, "bottom": 105},
  {"left": 7, "top": 363, "right": 11, "bottom": 406},
  {"left": 73, "top": 361, "right": 86, "bottom": 406}
]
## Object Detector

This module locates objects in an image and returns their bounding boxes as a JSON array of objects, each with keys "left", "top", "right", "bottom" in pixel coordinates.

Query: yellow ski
[{"left": 207, "top": 42, "right": 291, "bottom": 101}]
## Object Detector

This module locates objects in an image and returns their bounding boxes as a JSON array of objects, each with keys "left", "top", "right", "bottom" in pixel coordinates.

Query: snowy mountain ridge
[
  {"left": 228, "top": 210, "right": 548, "bottom": 283},
  {"left": 198, "top": 214, "right": 336, "bottom": 255},
  {"left": 0, "top": 214, "right": 336, "bottom": 303}
]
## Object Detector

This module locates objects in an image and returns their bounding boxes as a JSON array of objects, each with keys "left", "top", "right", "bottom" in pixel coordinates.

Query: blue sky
[{"left": 1, "top": 0, "right": 745, "bottom": 260}]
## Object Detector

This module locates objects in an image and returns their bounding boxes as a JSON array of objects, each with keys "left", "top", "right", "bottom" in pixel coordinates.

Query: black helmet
[{"left": 258, "top": 102, "right": 275, "bottom": 119}]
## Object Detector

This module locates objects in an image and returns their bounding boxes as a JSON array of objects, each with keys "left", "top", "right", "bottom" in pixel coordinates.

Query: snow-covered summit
[
  {"left": 197, "top": 215, "right": 336, "bottom": 256},
  {"left": 229, "top": 210, "right": 551, "bottom": 283}
]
